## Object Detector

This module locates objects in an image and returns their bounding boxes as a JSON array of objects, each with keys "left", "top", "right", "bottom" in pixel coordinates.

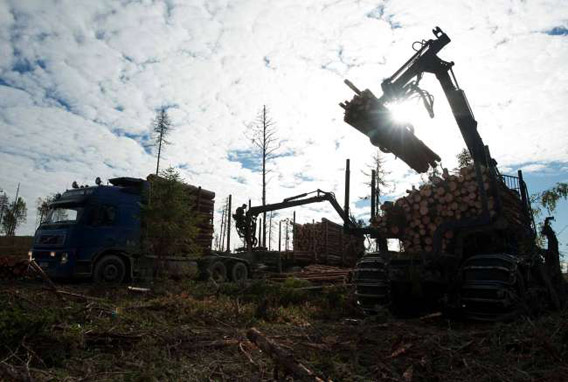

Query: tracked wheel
[
  {"left": 460, "top": 254, "right": 527, "bottom": 321},
  {"left": 353, "top": 253, "right": 390, "bottom": 314}
]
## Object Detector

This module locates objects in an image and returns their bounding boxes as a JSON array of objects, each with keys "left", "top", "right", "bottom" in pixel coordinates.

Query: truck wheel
[
  {"left": 231, "top": 262, "right": 248, "bottom": 282},
  {"left": 94, "top": 255, "right": 126, "bottom": 284},
  {"left": 209, "top": 261, "right": 227, "bottom": 283}
]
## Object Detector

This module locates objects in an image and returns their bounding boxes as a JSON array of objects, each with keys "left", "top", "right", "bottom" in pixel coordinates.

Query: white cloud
[{"left": 0, "top": 0, "right": 567, "bottom": 243}]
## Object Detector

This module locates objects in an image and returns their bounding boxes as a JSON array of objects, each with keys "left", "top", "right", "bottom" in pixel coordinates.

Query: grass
[{"left": 0, "top": 278, "right": 567, "bottom": 381}]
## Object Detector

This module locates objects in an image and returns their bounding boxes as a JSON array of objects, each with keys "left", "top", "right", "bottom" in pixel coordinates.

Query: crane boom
[
  {"left": 341, "top": 27, "right": 491, "bottom": 171},
  {"left": 234, "top": 190, "right": 357, "bottom": 249}
]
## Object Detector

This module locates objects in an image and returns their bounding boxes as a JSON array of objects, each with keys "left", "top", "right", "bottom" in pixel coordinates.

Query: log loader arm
[
  {"left": 234, "top": 190, "right": 358, "bottom": 249},
  {"left": 341, "top": 26, "right": 491, "bottom": 172}
]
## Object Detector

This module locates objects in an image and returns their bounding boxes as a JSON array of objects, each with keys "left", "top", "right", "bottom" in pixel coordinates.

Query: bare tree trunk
[
  {"left": 262, "top": 105, "right": 267, "bottom": 247},
  {"left": 219, "top": 201, "right": 226, "bottom": 251},
  {"left": 269, "top": 212, "right": 273, "bottom": 250},
  {"left": 248, "top": 104, "right": 279, "bottom": 248},
  {"left": 155, "top": 134, "right": 162, "bottom": 175}
]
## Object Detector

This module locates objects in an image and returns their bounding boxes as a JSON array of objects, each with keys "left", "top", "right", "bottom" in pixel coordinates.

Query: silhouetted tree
[
  {"left": 247, "top": 105, "right": 280, "bottom": 247},
  {"left": 530, "top": 182, "right": 568, "bottom": 221},
  {"left": 456, "top": 148, "right": 473, "bottom": 168},
  {"left": 539, "top": 183, "right": 568, "bottom": 214},
  {"left": 36, "top": 194, "right": 56, "bottom": 227},
  {"left": 0, "top": 189, "right": 8, "bottom": 226},
  {"left": 361, "top": 150, "right": 394, "bottom": 209},
  {"left": 152, "top": 108, "right": 173, "bottom": 175},
  {"left": 2, "top": 197, "right": 27, "bottom": 236},
  {"left": 143, "top": 167, "right": 200, "bottom": 275}
]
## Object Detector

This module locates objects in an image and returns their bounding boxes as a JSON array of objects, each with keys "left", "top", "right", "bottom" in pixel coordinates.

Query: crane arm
[
  {"left": 341, "top": 27, "right": 491, "bottom": 171},
  {"left": 234, "top": 190, "right": 355, "bottom": 249}
]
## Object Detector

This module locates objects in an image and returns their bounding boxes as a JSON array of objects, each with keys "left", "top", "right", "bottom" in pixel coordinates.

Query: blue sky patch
[
  {"left": 545, "top": 26, "right": 568, "bottom": 36},
  {"left": 45, "top": 89, "right": 72, "bottom": 111},
  {"left": 12, "top": 58, "right": 34, "bottom": 74},
  {"left": 227, "top": 149, "right": 261, "bottom": 171},
  {"left": 295, "top": 173, "right": 314, "bottom": 182},
  {"left": 232, "top": 176, "right": 247, "bottom": 184}
]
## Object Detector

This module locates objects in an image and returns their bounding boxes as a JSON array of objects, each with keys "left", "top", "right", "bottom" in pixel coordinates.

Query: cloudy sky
[{"left": 0, "top": 0, "right": 567, "bottom": 250}]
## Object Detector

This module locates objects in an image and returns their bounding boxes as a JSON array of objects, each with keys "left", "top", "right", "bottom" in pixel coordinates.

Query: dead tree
[
  {"left": 247, "top": 105, "right": 280, "bottom": 247},
  {"left": 362, "top": 150, "right": 394, "bottom": 210},
  {"left": 152, "top": 108, "right": 173, "bottom": 175}
]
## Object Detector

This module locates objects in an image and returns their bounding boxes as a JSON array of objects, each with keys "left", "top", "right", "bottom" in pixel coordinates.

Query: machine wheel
[
  {"left": 230, "top": 262, "right": 248, "bottom": 282},
  {"left": 94, "top": 255, "right": 126, "bottom": 284},
  {"left": 352, "top": 253, "right": 390, "bottom": 314},
  {"left": 459, "top": 254, "right": 527, "bottom": 321},
  {"left": 208, "top": 261, "right": 227, "bottom": 283}
]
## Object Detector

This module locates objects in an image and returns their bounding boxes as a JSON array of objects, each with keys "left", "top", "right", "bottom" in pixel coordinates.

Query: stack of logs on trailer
[
  {"left": 292, "top": 218, "right": 365, "bottom": 267},
  {"left": 187, "top": 185, "right": 215, "bottom": 255},
  {"left": 374, "top": 165, "right": 532, "bottom": 254}
]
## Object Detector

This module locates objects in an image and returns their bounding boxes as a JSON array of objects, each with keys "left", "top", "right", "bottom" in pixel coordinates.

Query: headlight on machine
[
  {"left": 28, "top": 251, "right": 33, "bottom": 261},
  {"left": 50, "top": 251, "right": 56, "bottom": 258},
  {"left": 61, "top": 253, "right": 68, "bottom": 264}
]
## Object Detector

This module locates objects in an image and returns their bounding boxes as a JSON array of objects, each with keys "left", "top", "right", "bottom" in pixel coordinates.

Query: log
[
  {"left": 371, "top": 165, "right": 531, "bottom": 254},
  {"left": 186, "top": 339, "right": 240, "bottom": 350},
  {"left": 246, "top": 328, "right": 330, "bottom": 382}
]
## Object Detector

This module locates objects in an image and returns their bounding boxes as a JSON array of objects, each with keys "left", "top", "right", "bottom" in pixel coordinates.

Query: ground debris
[
  {"left": 247, "top": 327, "right": 331, "bottom": 382},
  {"left": 1, "top": 279, "right": 567, "bottom": 381}
]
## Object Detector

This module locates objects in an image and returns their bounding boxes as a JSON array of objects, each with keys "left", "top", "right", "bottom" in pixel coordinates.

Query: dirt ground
[{"left": 1, "top": 277, "right": 567, "bottom": 382}]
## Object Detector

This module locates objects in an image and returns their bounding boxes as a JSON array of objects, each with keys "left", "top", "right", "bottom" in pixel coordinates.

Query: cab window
[{"left": 90, "top": 205, "right": 117, "bottom": 226}]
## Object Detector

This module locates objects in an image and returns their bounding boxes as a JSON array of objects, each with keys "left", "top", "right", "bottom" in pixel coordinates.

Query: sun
[{"left": 388, "top": 100, "right": 420, "bottom": 124}]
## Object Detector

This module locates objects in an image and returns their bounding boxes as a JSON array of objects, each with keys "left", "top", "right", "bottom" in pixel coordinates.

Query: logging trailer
[
  {"left": 338, "top": 27, "right": 564, "bottom": 320},
  {"left": 199, "top": 189, "right": 366, "bottom": 282}
]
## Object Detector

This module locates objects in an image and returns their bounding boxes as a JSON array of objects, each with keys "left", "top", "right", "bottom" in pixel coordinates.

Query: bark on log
[{"left": 246, "top": 328, "right": 330, "bottom": 382}]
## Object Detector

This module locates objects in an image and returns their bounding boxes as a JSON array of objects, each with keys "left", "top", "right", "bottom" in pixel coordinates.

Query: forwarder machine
[{"left": 339, "top": 27, "right": 563, "bottom": 320}]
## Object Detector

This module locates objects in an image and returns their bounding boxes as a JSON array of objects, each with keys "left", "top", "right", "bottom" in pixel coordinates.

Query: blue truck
[
  {"left": 30, "top": 176, "right": 216, "bottom": 283},
  {"left": 29, "top": 173, "right": 367, "bottom": 284}
]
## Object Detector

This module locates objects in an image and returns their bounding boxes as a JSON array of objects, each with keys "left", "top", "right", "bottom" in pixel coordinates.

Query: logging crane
[
  {"left": 200, "top": 188, "right": 366, "bottom": 283},
  {"left": 234, "top": 189, "right": 369, "bottom": 250},
  {"left": 340, "top": 27, "right": 563, "bottom": 320}
]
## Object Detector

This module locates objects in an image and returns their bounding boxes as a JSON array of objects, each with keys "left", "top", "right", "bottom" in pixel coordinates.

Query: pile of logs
[
  {"left": 374, "top": 165, "right": 530, "bottom": 254},
  {"left": 0, "top": 236, "right": 33, "bottom": 256},
  {"left": 0, "top": 257, "right": 30, "bottom": 280},
  {"left": 340, "top": 83, "right": 441, "bottom": 173},
  {"left": 269, "top": 265, "right": 351, "bottom": 284},
  {"left": 293, "top": 219, "right": 364, "bottom": 267},
  {"left": 189, "top": 186, "right": 215, "bottom": 254}
]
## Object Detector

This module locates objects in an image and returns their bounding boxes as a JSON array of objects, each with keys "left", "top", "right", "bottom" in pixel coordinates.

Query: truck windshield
[{"left": 44, "top": 207, "right": 83, "bottom": 224}]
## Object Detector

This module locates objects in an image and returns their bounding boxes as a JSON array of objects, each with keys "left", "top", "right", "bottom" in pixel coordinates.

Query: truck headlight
[
  {"left": 50, "top": 251, "right": 56, "bottom": 257},
  {"left": 61, "top": 253, "right": 68, "bottom": 264}
]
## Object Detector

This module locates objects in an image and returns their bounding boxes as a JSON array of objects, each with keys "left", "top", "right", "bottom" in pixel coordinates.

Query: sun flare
[{"left": 388, "top": 101, "right": 419, "bottom": 124}]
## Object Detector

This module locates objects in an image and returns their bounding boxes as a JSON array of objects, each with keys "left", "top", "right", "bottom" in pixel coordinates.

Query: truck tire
[
  {"left": 208, "top": 261, "right": 227, "bottom": 283},
  {"left": 94, "top": 255, "right": 126, "bottom": 284},
  {"left": 231, "top": 262, "right": 248, "bottom": 282}
]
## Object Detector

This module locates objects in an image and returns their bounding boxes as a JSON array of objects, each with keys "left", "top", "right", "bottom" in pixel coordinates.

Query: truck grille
[{"left": 36, "top": 234, "right": 65, "bottom": 246}]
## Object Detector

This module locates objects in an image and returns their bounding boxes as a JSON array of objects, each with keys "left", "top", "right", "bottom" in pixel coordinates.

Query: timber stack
[
  {"left": 269, "top": 264, "right": 351, "bottom": 284},
  {"left": 373, "top": 165, "right": 531, "bottom": 254},
  {"left": 0, "top": 257, "right": 30, "bottom": 280},
  {"left": 293, "top": 218, "right": 364, "bottom": 267},
  {"left": 188, "top": 185, "right": 215, "bottom": 254}
]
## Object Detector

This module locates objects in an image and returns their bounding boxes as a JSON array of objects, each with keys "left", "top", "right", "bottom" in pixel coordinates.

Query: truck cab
[{"left": 31, "top": 177, "right": 145, "bottom": 282}]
